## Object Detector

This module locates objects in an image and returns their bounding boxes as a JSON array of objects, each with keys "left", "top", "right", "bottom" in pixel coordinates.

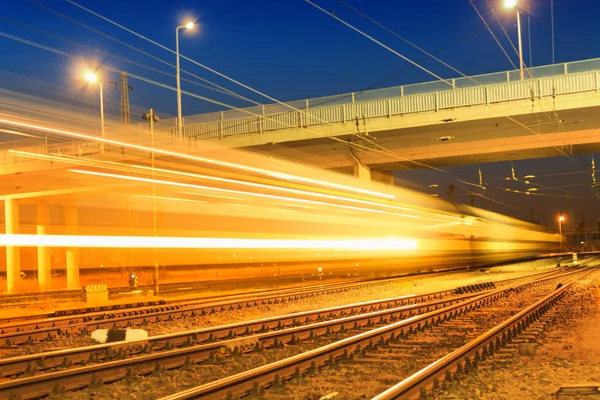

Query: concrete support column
[
  {"left": 349, "top": 150, "right": 371, "bottom": 181},
  {"left": 353, "top": 163, "right": 371, "bottom": 181},
  {"left": 5, "top": 199, "right": 21, "bottom": 293},
  {"left": 371, "top": 171, "right": 394, "bottom": 186},
  {"left": 36, "top": 203, "right": 51, "bottom": 291},
  {"left": 65, "top": 206, "right": 79, "bottom": 290}
]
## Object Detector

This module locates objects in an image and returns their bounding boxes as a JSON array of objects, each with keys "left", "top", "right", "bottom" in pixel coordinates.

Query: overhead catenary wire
[
  {"left": 0, "top": 15, "right": 254, "bottom": 104},
  {"left": 0, "top": 30, "right": 450, "bottom": 175},
  {"left": 467, "top": 0, "right": 517, "bottom": 69},
  {"left": 10, "top": 1, "right": 592, "bottom": 217},
  {"left": 28, "top": 0, "right": 255, "bottom": 106},
  {"left": 63, "top": 0, "right": 564, "bottom": 179},
  {"left": 54, "top": 0, "right": 455, "bottom": 173},
  {"left": 310, "top": 0, "right": 576, "bottom": 166}
]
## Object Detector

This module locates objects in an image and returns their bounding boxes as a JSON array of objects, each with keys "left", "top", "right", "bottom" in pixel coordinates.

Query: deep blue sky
[{"left": 1, "top": 0, "right": 600, "bottom": 230}]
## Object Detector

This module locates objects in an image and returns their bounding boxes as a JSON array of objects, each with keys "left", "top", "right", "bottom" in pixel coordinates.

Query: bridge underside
[{"left": 236, "top": 104, "right": 600, "bottom": 173}]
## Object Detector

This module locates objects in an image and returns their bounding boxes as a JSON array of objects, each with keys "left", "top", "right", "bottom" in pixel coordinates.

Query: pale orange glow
[
  {"left": 559, "top": 215, "right": 565, "bottom": 222},
  {"left": 0, "top": 234, "right": 417, "bottom": 250},
  {"left": 0, "top": 117, "right": 394, "bottom": 200}
]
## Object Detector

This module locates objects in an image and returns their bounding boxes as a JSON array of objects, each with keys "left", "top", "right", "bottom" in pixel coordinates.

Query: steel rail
[
  {"left": 0, "top": 264, "right": 567, "bottom": 340},
  {"left": 152, "top": 267, "right": 591, "bottom": 399},
  {"left": 371, "top": 267, "right": 597, "bottom": 400},
  {"left": 0, "top": 267, "right": 582, "bottom": 399},
  {"left": 0, "top": 276, "right": 426, "bottom": 345},
  {"left": 0, "top": 290, "right": 481, "bottom": 399},
  {"left": 0, "top": 269, "right": 462, "bottom": 326},
  {"left": 0, "top": 284, "right": 467, "bottom": 379},
  {"left": 0, "top": 278, "right": 362, "bottom": 324}
]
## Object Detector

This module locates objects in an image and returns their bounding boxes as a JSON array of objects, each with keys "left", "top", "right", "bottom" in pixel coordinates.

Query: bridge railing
[
  {"left": 0, "top": 140, "right": 104, "bottom": 166},
  {"left": 169, "top": 58, "right": 600, "bottom": 140}
]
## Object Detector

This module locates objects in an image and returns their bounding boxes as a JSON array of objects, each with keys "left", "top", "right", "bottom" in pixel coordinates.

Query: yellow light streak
[
  {"left": 131, "top": 164, "right": 411, "bottom": 212},
  {"left": 0, "top": 117, "right": 394, "bottom": 200},
  {"left": 0, "top": 234, "right": 417, "bottom": 250},
  {"left": 69, "top": 168, "right": 419, "bottom": 218}
]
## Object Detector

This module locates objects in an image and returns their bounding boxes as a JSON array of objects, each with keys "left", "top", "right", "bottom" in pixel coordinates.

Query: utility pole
[
  {"left": 448, "top": 185, "right": 455, "bottom": 203},
  {"left": 120, "top": 72, "right": 132, "bottom": 124},
  {"left": 142, "top": 109, "right": 160, "bottom": 295},
  {"left": 110, "top": 72, "right": 133, "bottom": 125},
  {"left": 470, "top": 192, "right": 474, "bottom": 207}
]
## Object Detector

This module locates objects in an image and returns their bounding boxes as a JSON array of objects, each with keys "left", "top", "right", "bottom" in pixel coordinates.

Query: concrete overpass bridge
[{"left": 162, "top": 57, "right": 600, "bottom": 181}]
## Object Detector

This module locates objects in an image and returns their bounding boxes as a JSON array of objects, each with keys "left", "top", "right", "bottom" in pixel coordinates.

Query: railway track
[
  {"left": 151, "top": 271, "right": 596, "bottom": 400},
  {"left": 0, "top": 264, "right": 584, "bottom": 399},
  {"left": 371, "top": 267, "right": 598, "bottom": 400},
  {"left": 0, "top": 266, "right": 564, "bottom": 347},
  {"left": 0, "top": 266, "right": 467, "bottom": 310}
]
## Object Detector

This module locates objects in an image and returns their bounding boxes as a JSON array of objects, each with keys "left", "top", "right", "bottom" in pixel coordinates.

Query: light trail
[
  {"left": 0, "top": 117, "right": 395, "bottom": 200},
  {"left": 68, "top": 168, "right": 422, "bottom": 219},
  {"left": 129, "top": 165, "right": 417, "bottom": 213},
  {"left": 0, "top": 234, "right": 417, "bottom": 250}
]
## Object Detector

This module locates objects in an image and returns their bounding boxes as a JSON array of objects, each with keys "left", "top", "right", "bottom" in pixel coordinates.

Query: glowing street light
[
  {"left": 559, "top": 214, "right": 565, "bottom": 252},
  {"left": 85, "top": 71, "right": 105, "bottom": 152},
  {"left": 176, "top": 22, "right": 195, "bottom": 139},
  {"left": 504, "top": 0, "right": 524, "bottom": 81}
]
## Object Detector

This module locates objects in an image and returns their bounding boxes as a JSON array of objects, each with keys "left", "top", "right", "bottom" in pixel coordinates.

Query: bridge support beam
[
  {"left": 65, "top": 206, "right": 80, "bottom": 290},
  {"left": 5, "top": 199, "right": 21, "bottom": 293},
  {"left": 36, "top": 202, "right": 51, "bottom": 291},
  {"left": 371, "top": 171, "right": 394, "bottom": 186}
]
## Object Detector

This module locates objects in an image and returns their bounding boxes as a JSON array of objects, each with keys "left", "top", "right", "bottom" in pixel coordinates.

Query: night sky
[{"left": 1, "top": 0, "right": 600, "bottom": 231}]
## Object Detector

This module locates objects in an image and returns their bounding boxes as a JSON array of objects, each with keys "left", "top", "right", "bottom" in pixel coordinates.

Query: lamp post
[
  {"left": 85, "top": 71, "right": 105, "bottom": 152},
  {"left": 559, "top": 214, "right": 565, "bottom": 252},
  {"left": 176, "top": 22, "right": 194, "bottom": 139},
  {"left": 142, "top": 109, "right": 160, "bottom": 295},
  {"left": 504, "top": 0, "right": 524, "bottom": 81}
]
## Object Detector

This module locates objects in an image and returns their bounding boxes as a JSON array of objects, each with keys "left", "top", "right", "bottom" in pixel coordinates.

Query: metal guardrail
[{"left": 169, "top": 58, "right": 600, "bottom": 140}]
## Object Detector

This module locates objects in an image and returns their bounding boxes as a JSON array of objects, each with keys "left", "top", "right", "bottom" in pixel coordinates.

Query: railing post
[
  {"left": 305, "top": 99, "right": 309, "bottom": 127},
  {"left": 538, "top": 79, "right": 542, "bottom": 99},
  {"left": 400, "top": 86, "right": 404, "bottom": 97},
  {"left": 435, "top": 92, "right": 439, "bottom": 112},
  {"left": 351, "top": 93, "right": 355, "bottom": 104},
  {"left": 564, "top": 63, "right": 568, "bottom": 75},
  {"left": 506, "top": 71, "right": 510, "bottom": 83},
  {"left": 260, "top": 105, "right": 265, "bottom": 134},
  {"left": 452, "top": 79, "right": 456, "bottom": 90},
  {"left": 596, "top": 71, "right": 599, "bottom": 92},
  {"left": 219, "top": 111, "right": 224, "bottom": 139},
  {"left": 387, "top": 98, "right": 391, "bottom": 118},
  {"left": 485, "top": 86, "right": 489, "bottom": 105}
]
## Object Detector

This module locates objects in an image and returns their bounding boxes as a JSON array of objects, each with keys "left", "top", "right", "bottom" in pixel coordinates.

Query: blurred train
[{"left": 0, "top": 102, "right": 559, "bottom": 285}]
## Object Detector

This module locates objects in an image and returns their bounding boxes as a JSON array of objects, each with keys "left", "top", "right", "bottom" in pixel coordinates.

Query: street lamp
[
  {"left": 176, "top": 22, "right": 194, "bottom": 139},
  {"left": 85, "top": 71, "right": 105, "bottom": 153},
  {"left": 504, "top": 0, "right": 524, "bottom": 80},
  {"left": 559, "top": 214, "right": 565, "bottom": 252}
]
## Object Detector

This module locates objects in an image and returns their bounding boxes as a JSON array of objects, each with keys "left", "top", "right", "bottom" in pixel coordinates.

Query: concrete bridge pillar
[
  {"left": 371, "top": 171, "right": 394, "bottom": 186},
  {"left": 349, "top": 150, "right": 371, "bottom": 181},
  {"left": 353, "top": 163, "right": 371, "bottom": 181},
  {"left": 36, "top": 202, "right": 51, "bottom": 291},
  {"left": 5, "top": 199, "right": 21, "bottom": 293},
  {"left": 65, "top": 206, "right": 80, "bottom": 290}
]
